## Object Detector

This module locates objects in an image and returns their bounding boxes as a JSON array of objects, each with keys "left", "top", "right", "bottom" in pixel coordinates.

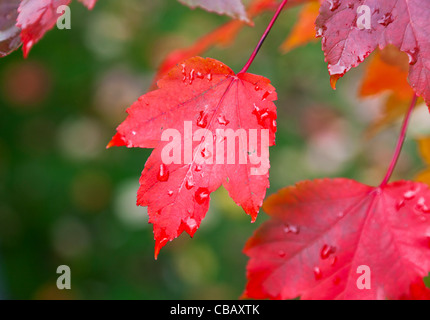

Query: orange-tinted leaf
[
  {"left": 281, "top": 1, "right": 319, "bottom": 53},
  {"left": 365, "top": 94, "right": 412, "bottom": 138},
  {"left": 360, "top": 47, "right": 412, "bottom": 100},
  {"left": 417, "top": 137, "right": 430, "bottom": 165},
  {"left": 415, "top": 137, "right": 430, "bottom": 187},
  {"left": 359, "top": 47, "right": 420, "bottom": 137}
]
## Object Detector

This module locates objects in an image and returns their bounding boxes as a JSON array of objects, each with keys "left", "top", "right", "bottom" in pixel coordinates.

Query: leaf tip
[
  {"left": 106, "top": 132, "right": 126, "bottom": 149},
  {"left": 22, "top": 40, "right": 32, "bottom": 59},
  {"left": 154, "top": 237, "right": 169, "bottom": 260},
  {"left": 330, "top": 74, "right": 341, "bottom": 90}
]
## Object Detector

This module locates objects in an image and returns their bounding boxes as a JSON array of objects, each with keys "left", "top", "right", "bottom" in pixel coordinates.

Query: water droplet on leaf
[
  {"left": 195, "top": 187, "right": 210, "bottom": 204},
  {"left": 217, "top": 114, "right": 230, "bottom": 126},
  {"left": 406, "top": 48, "right": 419, "bottom": 65},
  {"left": 197, "top": 111, "right": 208, "bottom": 128},
  {"left": 185, "top": 175, "right": 194, "bottom": 190},
  {"left": 314, "top": 267, "right": 322, "bottom": 280},
  {"left": 157, "top": 163, "right": 169, "bottom": 182},
  {"left": 321, "top": 244, "right": 336, "bottom": 260},
  {"left": 329, "top": 0, "right": 340, "bottom": 11},
  {"left": 404, "top": 189, "right": 417, "bottom": 200},
  {"left": 378, "top": 13, "right": 394, "bottom": 26}
]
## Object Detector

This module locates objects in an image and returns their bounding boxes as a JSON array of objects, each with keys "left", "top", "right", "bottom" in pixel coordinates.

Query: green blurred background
[{"left": 0, "top": 0, "right": 429, "bottom": 299}]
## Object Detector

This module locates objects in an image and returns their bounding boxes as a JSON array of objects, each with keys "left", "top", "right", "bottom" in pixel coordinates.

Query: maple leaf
[
  {"left": 0, "top": 0, "right": 21, "bottom": 57},
  {"left": 178, "top": 0, "right": 249, "bottom": 22},
  {"left": 244, "top": 178, "right": 430, "bottom": 300},
  {"left": 360, "top": 46, "right": 412, "bottom": 101},
  {"left": 316, "top": 0, "right": 430, "bottom": 106},
  {"left": 359, "top": 46, "right": 418, "bottom": 137},
  {"left": 16, "top": 0, "right": 97, "bottom": 58},
  {"left": 108, "top": 56, "right": 277, "bottom": 258}
]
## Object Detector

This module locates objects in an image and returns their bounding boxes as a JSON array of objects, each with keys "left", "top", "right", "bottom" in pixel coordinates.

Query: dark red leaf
[
  {"left": 316, "top": 0, "right": 430, "bottom": 106},
  {"left": 16, "top": 0, "right": 97, "bottom": 58},
  {"left": 244, "top": 178, "right": 430, "bottom": 300},
  {"left": 0, "top": 0, "right": 21, "bottom": 57}
]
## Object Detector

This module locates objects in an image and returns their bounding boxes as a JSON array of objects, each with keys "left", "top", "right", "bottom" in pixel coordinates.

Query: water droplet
[
  {"left": 406, "top": 47, "right": 419, "bottom": 65},
  {"left": 262, "top": 91, "right": 270, "bottom": 101},
  {"left": 217, "top": 114, "right": 230, "bottom": 126},
  {"left": 207, "top": 73, "right": 212, "bottom": 81},
  {"left": 252, "top": 104, "right": 275, "bottom": 128},
  {"left": 329, "top": 0, "right": 340, "bottom": 11},
  {"left": 157, "top": 163, "right": 169, "bottom": 182},
  {"left": 195, "top": 164, "right": 203, "bottom": 172},
  {"left": 189, "top": 69, "right": 195, "bottom": 84},
  {"left": 396, "top": 199, "right": 405, "bottom": 210},
  {"left": 181, "top": 63, "right": 186, "bottom": 75},
  {"left": 316, "top": 25, "right": 327, "bottom": 38},
  {"left": 347, "top": 2, "right": 354, "bottom": 9},
  {"left": 201, "top": 147, "right": 212, "bottom": 159},
  {"left": 168, "top": 190, "right": 173, "bottom": 196},
  {"left": 320, "top": 244, "right": 336, "bottom": 260},
  {"left": 255, "top": 85, "right": 260, "bottom": 91},
  {"left": 314, "top": 267, "right": 322, "bottom": 280},
  {"left": 197, "top": 111, "right": 208, "bottom": 128},
  {"left": 195, "top": 187, "right": 210, "bottom": 204},
  {"left": 278, "top": 250, "right": 286, "bottom": 258},
  {"left": 330, "top": 256, "right": 337, "bottom": 266},
  {"left": 337, "top": 211, "right": 344, "bottom": 218},
  {"left": 271, "top": 120, "right": 277, "bottom": 132},
  {"left": 416, "top": 197, "right": 430, "bottom": 213},
  {"left": 283, "top": 224, "right": 300, "bottom": 234},
  {"left": 404, "top": 189, "right": 417, "bottom": 200},
  {"left": 186, "top": 217, "right": 198, "bottom": 233},
  {"left": 185, "top": 175, "right": 194, "bottom": 190},
  {"left": 378, "top": 13, "right": 394, "bottom": 26},
  {"left": 196, "top": 71, "right": 204, "bottom": 79}
]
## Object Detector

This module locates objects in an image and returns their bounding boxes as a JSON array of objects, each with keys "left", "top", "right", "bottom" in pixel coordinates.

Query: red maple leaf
[
  {"left": 0, "top": 0, "right": 22, "bottom": 57},
  {"left": 316, "top": 0, "right": 430, "bottom": 106},
  {"left": 17, "top": 0, "right": 97, "bottom": 57},
  {"left": 108, "top": 56, "right": 277, "bottom": 258},
  {"left": 244, "top": 178, "right": 430, "bottom": 300}
]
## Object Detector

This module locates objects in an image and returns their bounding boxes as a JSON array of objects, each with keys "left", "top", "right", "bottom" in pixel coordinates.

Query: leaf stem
[
  {"left": 379, "top": 94, "right": 418, "bottom": 187},
  {"left": 238, "top": 0, "right": 289, "bottom": 74}
]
